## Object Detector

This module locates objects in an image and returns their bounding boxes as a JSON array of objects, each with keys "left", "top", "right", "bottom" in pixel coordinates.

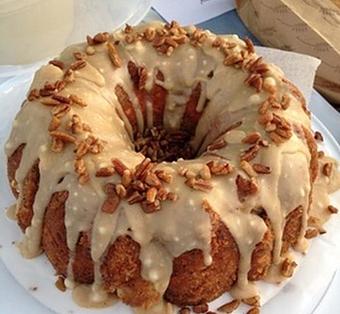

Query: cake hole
[{"left": 134, "top": 127, "right": 195, "bottom": 162}]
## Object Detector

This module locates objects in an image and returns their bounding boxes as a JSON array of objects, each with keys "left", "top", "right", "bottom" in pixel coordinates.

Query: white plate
[{"left": 0, "top": 74, "right": 339, "bottom": 314}]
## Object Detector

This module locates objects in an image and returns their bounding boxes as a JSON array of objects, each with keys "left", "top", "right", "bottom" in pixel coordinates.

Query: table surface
[{"left": 1, "top": 8, "right": 340, "bottom": 314}]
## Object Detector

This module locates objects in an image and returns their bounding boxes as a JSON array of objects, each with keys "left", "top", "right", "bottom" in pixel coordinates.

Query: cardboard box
[{"left": 236, "top": 0, "right": 340, "bottom": 106}]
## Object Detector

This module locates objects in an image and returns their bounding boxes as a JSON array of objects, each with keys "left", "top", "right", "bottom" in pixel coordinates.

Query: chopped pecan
[
  {"left": 192, "top": 303, "right": 209, "bottom": 313},
  {"left": 185, "top": 178, "right": 213, "bottom": 192},
  {"left": 236, "top": 175, "right": 258, "bottom": 202},
  {"left": 51, "top": 104, "right": 71, "bottom": 118},
  {"left": 48, "top": 116, "right": 61, "bottom": 131},
  {"left": 240, "top": 144, "right": 260, "bottom": 162},
  {"left": 51, "top": 137, "right": 64, "bottom": 152},
  {"left": 115, "top": 184, "right": 127, "bottom": 198},
  {"left": 244, "top": 37, "right": 255, "bottom": 53},
  {"left": 49, "top": 59, "right": 65, "bottom": 70},
  {"left": 102, "top": 183, "right": 120, "bottom": 214},
  {"left": 40, "top": 97, "right": 61, "bottom": 106},
  {"left": 50, "top": 130, "right": 76, "bottom": 143},
  {"left": 141, "top": 199, "right": 161, "bottom": 213},
  {"left": 242, "top": 296, "right": 260, "bottom": 306},
  {"left": 122, "top": 169, "right": 133, "bottom": 187},
  {"left": 127, "top": 191, "right": 144, "bottom": 204},
  {"left": 322, "top": 162, "right": 333, "bottom": 177},
  {"left": 314, "top": 131, "right": 323, "bottom": 142},
  {"left": 252, "top": 163, "right": 271, "bottom": 174},
  {"left": 52, "top": 94, "right": 70, "bottom": 104},
  {"left": 327, "top": 205, "right": 338, "bottom": 214},
  {"left": 281, "top": 258, "right": 297, "bottom": 277},
  {"left": 240, "top": 160, "right": 257, "bottom": 177},
  {"left": 107, "top": 42, "right": 122, "bottom": 67},
  {"left": 155, "top": 170, "right": 172, "bottom": 183},
  {"left": 199, "top": 164, "right": 212, "bottom": 180},
  {"left": 135, "top": 158, "right": 152, "bottom": 179},
  {"left": 69, "top": 94, "right": 87, "bottom": 107},
  {"left": 305, "top": 228, "right": 319, "bottom": 239},
  {"left": 146, "top": 187, "right": 158, "bottom": 203},
  {"left": 74, "top": 140, "right": 89, "bottom": 159},
  {"left": 217, "top": 299, "right": 240, "bottom": 313},
  {"left": 112, "top": 159, "right": 128, "bottom": 176},
  {"left": 207, "top": 137, "right": 227, "bottom": 151},
  {"left": 70, "top": 59, "right": 86, "bottom": 71},
  {"left": 95, "top": 166, "right": 115, "bottom": 177},
  {"left": 28, "top": 88, "right": 40, "bottom": 101},
  {"left": 55, "top": 276, "right": 66, "bottom": 292},
  {"left": 242, "top": 132, "right": 261, "bottom": 144},
  {"left": 207, "top": 160, "right": 233, "bottom": 175},
  {"left": 145, "top": 172, "right": 162, "bottom": 188},
  {"left": 281, "top": 94, "right": 291, "bottom": 110},
  {"left": 93, "top": 32, "right": 110, "bottom": 44},
  {"left": 246, "top": 307, "right": 260, "bottom": 314}
]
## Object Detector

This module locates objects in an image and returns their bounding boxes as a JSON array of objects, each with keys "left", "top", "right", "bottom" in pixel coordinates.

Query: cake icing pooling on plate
[{"left": 4, "top": 21, "right": 340, "bottom": 311}]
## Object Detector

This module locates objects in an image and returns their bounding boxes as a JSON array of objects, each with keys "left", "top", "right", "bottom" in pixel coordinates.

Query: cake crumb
[{"left": 29, "top": 286, "right": 38, "bottom": 291}]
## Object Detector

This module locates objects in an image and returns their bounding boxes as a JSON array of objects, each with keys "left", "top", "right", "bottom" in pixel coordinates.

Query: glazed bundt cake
[{"left": 5, "top": 21, "right": 340, "bottom": 312}]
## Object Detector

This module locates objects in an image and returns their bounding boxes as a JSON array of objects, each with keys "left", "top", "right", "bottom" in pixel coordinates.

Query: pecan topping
[
  {"left": 55, "top": 276, "right": 66, "bottom": 292},
  {"left": 74, "top": 158, "right": 89, "bottom": 184},
  {"left": 242, "top": 296, "right": 260, "bottom": 306},
  {"left": 240, "top": 144, "right": 260, "bottom": 162},
  {"left": 236, "top": 175, "right": 258, "bottom": 202},
  {"left": 192, "top": 303, "right": 209, "bottom": 313},
  {"left": 155, "top": 170, "right": 173, "bottom": 183},
  {"left": 217, "top": 299, "right": 240, "bottom": 313},
  {"left": 102, "top": 183, "right": 120, "bottom": 213},
  {"left": 70, "top": 59, "right": 86, "bottom": 71},
  {"left": 112, "top": 159, "right": 128, "bottom": 176},
  {"left": 51, "top": 104, "right": 71, "bottom": 118},
  {"left": 28, "top": 88, "right": 40, "bottom": 101},
  {"left": 314, "top": 131, "right": 323, "bottom": 142},
  {"left": 51, "top": 137, "right": 64, "bottom": 153},
  {"left": 95, "top": 166, "right": 115, "bottom": 177},
  {"left": 48, "top": 116, "right": 61, "bottom": 131},
  {"left": 247, "top": 307, "right": 260, "bottom": 314},
  {"left": 107, "top": 42, "right": 122, "bottom": 67},
  {"left": 281, "top": 258, "right": 297, "bottom": 277},
  {"left": 40, "top": 97, "right": 61, "bottom": 106},
  {"left": 52, "top": 94, "right": 71, "bottom": 104},
  {"left": 179, "top": 308, "right": 190, "bottom": 314},
  {"left": 50, "top": 130, "right": 76, "bottom": 143},
  {"left": 252, "top": 163, "right": 271, "bottom": 174},
  {"left": 74, "top": 140, "right": 89, "bottom": 159},
  {"left": 305, "top": 228, "right": 319, "bottom": 239},
  {"left": 49, "top": 59, "right": 65, "bottom": 70},
  {"left": 93, "top": 32, "right": 110, "bottom": 44},
  {"left": 327, "top": 205, "right": 338, "bottom": 214},
  {"left": 185, "top": 177, "right": 213, "bottom": 192},
  {"left": 322, "top": 162, "right": 332, "bottom": 177},
  {"left": 240, "top": 160, "right": 257, "bottom": 177},
  {"left": 207, "top": 137, "right": 227, "bottom": 151},
  {"left": 69, "top": 94, "right": 87, "bottom": 107},
  {"left": 207, "top": 160, "right": 233, "bottom": 175},
  {"left": 242, "top": 132, "right": 261, "bottom": 144}
]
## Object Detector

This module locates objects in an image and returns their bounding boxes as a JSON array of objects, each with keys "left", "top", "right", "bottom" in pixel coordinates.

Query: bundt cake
[{"left": 5, "top": 21, "right": 340, "bottom": 312}]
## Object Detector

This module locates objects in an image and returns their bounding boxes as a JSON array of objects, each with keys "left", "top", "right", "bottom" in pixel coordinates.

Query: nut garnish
[
  {"left": 207, "top": 160, "right": 234, "bottom": 176},
  {"left": 49, "top": 130, "right": 76, "bottom": 143},
  {"left": 240, "top": 160, "right": 257, "bottom": 177},
  {"left": 179, "top": 308, "right": 190, "bottom": 314},
  {"left": 55, "top": 276, "right": 66, "bottom": 292},
  {"left": 95, "top": 166, "right": 115, "bottom": 177},
  {"left": 49, "top": 59, "right": 65, "bottom": 70},
  {"left": 305, "top": 228, "right": 319, "bottom": 239},
  {"left": 242, "top": 296, "right": 260, "bottom": 306},
  {"left": 192, "top": 303, "right": 209, "bottom": 313},
  {"left": 185, "top": 177, "right": 213, "bottom": 192},
  {"left": 70, "top": 94, "right": 87, "bottom": 107},
  {"left": 236, "top": 175, "right": 258, "bottom": 202},
  {"left": 246, "top": 307, "right": 260, "bottom": 314},
  {"left": 207, "top": 137, "right": 227, "bottom": 151},
  {"left": 281, "top": 258, "right": 297, "bottom": 277},
  {"left": 217, "top": 299, "right": 240, "bottom": 313},
  {"left": 252, "top": 163, "right": 271, "bottom": 174},
  {"left": 107, "top": 42, "right": 122, "bottom": 67},
  {"left": 314, "top": 131, "right": 323, "bottom": 142},
  {"left": 242, "top": 132, "right": 261, "bottom": 144},
  {"left": 322, "top": 162, "right": 333, "bottom": 177},
  {"left": 240, "top": 144, "right": 260, "bottom": 162},
  {"left": 102, "top": 183, "right": 120, "bottom": 213},
  {"left": 327, "top": 205, "right": 338, "bottom": 214}
]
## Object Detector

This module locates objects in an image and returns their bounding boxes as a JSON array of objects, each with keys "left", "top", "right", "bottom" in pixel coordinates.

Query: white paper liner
[{"left": 0, "top": 47, "right": 339, "bottom": 314}]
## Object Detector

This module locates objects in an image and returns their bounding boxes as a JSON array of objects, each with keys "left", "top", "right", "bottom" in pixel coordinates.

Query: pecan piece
[
  {"left": 327, "top": 205, "right": 338, "bottom": 214},
  {"left": 102, "top": 183, "right": 120, "bottom": 214},
  {"left": 50, "top": 130, "right": 76, "bottom": 143},
  {"left": 236, "top": 175, "right": 258, "bottom": 202},
  {"left": 95, "top": 166, "right": 115, "bottom": 177},
  {"left": 107, "top": 42, "right": 122, "bottom": 67},
  {"left": 240, "top": 144, "right": 260, "bottom": 162},
  {"left": 281, "top": 258, "right": 297, "bottom": 277},
  {"left": 322, "top": 162, "right": 333, "bottom": 177},
  {"left": 252, "top": 163, "right": 271, "bottom": 174},
  {"left": 217, "top": 299, "right": 240, "bottom": 313},
  {"left": 242, "top": 132, "right": 261, "bottom": 144},
  {"left": 112, "top": 159, "right": 128, "bottom": 176}
]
